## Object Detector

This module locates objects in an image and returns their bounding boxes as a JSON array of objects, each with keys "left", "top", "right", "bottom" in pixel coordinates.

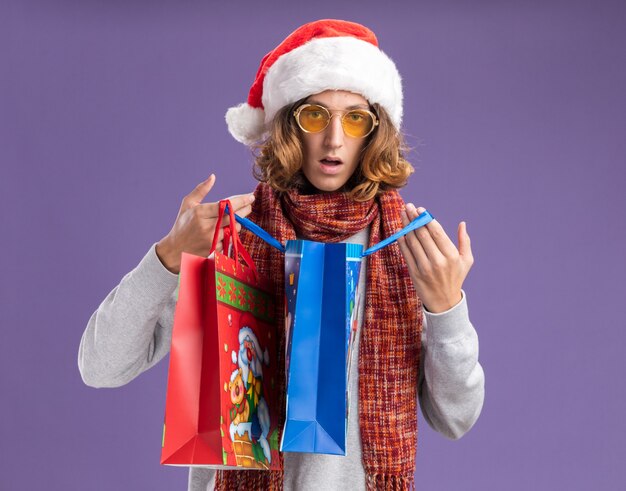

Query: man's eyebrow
[{"left": 306, "top": 99, "right": 370, "bottom": 110}]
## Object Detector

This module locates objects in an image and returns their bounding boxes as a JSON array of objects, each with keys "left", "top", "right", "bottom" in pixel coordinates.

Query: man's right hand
[{"left": 155, "top": 174, "right": 255, "bottom": 274}]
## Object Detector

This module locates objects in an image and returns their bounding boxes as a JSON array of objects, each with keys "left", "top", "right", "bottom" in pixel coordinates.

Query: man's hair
[{"left": 252, "top": 99, "right": 414, "bottom": 201}]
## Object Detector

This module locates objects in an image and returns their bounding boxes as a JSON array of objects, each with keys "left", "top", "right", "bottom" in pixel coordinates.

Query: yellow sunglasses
[{"left": 293, "top": 104, "right": 379, "bottom": 138}]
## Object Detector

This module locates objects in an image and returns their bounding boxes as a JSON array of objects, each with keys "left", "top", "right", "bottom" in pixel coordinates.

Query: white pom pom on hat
[
  {"left": 225, "top": 19, "right": 403, "bottom": 146},
  {"left": 225, "top": 103, "right": 265, "bottom": 146}
]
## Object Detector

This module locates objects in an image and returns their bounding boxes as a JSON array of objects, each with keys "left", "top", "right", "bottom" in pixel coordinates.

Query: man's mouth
[{"left": 320, "top": 157, "right": 343, "bottom": 166}]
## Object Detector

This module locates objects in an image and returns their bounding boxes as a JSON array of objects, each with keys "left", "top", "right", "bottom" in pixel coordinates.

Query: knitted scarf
[{"left": 215, "top": 184, "right": 422, "bottom": 490}]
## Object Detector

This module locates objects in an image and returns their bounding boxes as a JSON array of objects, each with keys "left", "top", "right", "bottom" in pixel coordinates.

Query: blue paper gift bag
[
  {"left": 280, "top": 240, "right": 363, "bottom": 455},
  {"left": 229, "top": 205, "right": 434, "bottom": 456}
]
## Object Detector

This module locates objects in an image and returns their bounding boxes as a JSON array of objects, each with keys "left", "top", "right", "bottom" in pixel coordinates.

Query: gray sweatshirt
[{"left": 79, "top": 229, "right": 485, "bottom": 490}]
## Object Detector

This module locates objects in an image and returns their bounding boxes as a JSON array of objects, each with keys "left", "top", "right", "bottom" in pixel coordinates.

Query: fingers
[
  {"left": 182, "top": 174, "right": 216, "bottom": 211},
  {"left": 237, "top": 204, "right": 253, "bottom": 218},
  {"left": 398, "top": 210, "right": 421, "bottom": 276},
  {"left": 198, "top": 205, "right": 251, "bottom": 229},
  {"left": 195, "top": 193, "right": 256, "bottom": 219},
  {"left": 401, "top": 207, "right": 429, "bottom": 273},
  {"left": 169, "top": 176, "right": 255, "bottom": 259},
  {"left": 458, "top": 221, "right": 474, "bottom": 265},
  {"left": 227, "top": 193, "right": 256, "bottom": 212},
  {"left": 406, "top": 204, "right": 447, "bottom": 263},
  {"left": 398, "top": 236, "right": 417, "bottom": 280},
  {"left": 407, "top": 203, "right": 458, "bottom": 261}
]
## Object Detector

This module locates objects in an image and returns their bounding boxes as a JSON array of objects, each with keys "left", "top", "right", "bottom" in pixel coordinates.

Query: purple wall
[{"left": 2, "top": 1, "right": 625, "bottom": 489}]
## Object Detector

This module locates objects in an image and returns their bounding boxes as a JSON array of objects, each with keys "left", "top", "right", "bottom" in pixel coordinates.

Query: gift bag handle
[
  {"left": 232, "top": 212, "right": 286, "bottom": 253},
  {"left": 210, "top": 200, "right": 259, "bottom": 281},
  {"left": 231, "top": 208, "right": 434, "bottom": 257},
  {"left": 361, "top": 210, "right": 434, "bottom": 257},
  {"left": 209, "top": 200, "right": 238, "bottom": 259}
]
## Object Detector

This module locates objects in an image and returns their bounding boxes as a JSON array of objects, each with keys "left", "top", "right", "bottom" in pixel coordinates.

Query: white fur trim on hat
[{"left": 262, "top": 37, "right": 403, "bottom": 130}]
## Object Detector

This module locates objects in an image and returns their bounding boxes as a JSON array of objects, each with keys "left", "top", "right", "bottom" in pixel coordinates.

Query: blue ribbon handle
[
  {"left": 361, "top": 210, "right": 434, "bottom": 257},
  {"left": 225, "top": 204, "right": 286, "bottom": 253},
  {"left": 226, "top": 204, "right": 433, "bottom": 257}
]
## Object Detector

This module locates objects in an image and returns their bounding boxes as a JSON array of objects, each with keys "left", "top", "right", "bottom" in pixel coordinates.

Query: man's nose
[{"left": 323, "top": 114, "right": 344, "bottom": 149}]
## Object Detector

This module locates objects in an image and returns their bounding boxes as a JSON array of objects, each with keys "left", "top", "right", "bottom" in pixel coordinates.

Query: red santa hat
[{"left": 225, "top": 19, "right": 403, "bottom": 145}]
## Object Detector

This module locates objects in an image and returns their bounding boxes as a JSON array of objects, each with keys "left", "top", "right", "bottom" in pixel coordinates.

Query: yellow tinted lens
[
  {"left": 298, "top": 105, "right": 329, "bottom": 132},
  {"left": 342, "top": 110, "right": 375, "bottom": 137}
]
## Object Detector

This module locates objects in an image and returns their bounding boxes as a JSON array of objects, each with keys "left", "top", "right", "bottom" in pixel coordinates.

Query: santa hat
[
  {"left": 230, "top": 368, "right": 241, "bottom": 383},
  {"left": 238, "top": 314, "right": 270, "bottom": 365},
  {"left": 225, "top": 19, "right": 403, "bottom": 145}
]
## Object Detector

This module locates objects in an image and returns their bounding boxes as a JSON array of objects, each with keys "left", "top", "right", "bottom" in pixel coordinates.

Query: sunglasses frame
[{"left": 293, "top": 103, "right": 379, "bottom": 138}]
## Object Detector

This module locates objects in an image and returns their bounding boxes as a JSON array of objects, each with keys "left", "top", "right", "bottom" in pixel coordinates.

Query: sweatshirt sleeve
[
  {"left": 78, "top": 243, "right": 179, "bottom": 388},
  {"left": 418, "top": 290, "right": 485, "bottom": 439}
]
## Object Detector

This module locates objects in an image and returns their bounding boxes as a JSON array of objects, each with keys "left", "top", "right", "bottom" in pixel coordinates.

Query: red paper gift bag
[{"left": 161, "top": 200, "right": 280, "bottom": 469}]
